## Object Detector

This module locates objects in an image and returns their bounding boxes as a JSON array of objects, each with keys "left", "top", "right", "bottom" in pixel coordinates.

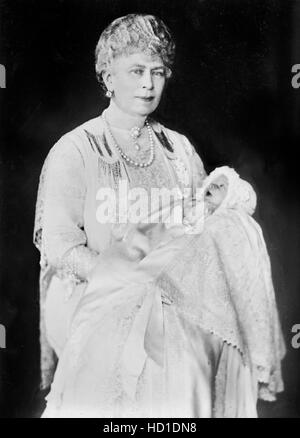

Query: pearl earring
[{"left": 106, "top": 90, "right": 113, "bottom": 98}]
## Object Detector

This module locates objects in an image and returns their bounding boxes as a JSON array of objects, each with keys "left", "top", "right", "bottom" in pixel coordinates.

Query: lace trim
[{"left": 154, "top": 210, "right": 285, "bottom": 401}]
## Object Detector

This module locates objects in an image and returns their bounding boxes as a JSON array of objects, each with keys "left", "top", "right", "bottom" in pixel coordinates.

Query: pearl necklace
[
  {"left": 130, "top": 126, "right": 142, "bottom": 151},
  {"left": 103, "top": 114, "right": 155, "bottom": 168}
]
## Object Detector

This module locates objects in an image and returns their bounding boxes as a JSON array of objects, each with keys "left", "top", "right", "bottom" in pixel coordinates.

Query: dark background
[{"left": 0, "top": 0, "right": 300, "bottom": 418}]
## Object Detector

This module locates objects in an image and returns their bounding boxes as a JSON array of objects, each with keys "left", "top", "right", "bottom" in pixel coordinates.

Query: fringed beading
[
  {"left": 98, "top": 157, "right": 122, "bottom": 189},
  {"left": 155, "top": 130, "right": 174, "bottom": 153}
]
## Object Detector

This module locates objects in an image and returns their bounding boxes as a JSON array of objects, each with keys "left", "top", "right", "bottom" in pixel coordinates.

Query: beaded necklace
[{"left": 103, "top": 113, "right": 155, "bottom": 168}]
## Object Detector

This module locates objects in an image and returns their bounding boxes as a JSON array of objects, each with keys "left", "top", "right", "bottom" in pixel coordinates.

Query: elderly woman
[{"left": 34, "top": 14, "right": 285, "bottom": 417}]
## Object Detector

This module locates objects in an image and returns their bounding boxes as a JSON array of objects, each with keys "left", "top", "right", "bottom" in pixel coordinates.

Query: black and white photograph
[{"left": 0, "top": 0, "right": 300, "bottom": 419}]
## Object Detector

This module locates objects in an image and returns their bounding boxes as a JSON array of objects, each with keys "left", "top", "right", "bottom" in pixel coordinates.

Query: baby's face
[{"left": 205, "top": 175, "right": 228, "bottom": 210}]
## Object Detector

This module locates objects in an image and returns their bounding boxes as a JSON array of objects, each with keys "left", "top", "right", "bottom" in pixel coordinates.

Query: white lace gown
[
  {"left": 42, "top": 230, "right": 259, "bottom": 418},
  {"left": 34, "top": 113, "right": 284, "bottom": 417}
]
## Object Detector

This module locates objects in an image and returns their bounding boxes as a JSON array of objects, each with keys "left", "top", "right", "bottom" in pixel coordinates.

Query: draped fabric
[
  {"left": 34, "top": 112, "right": 285, "bottom": 417},
  {"left": 33, "top": 113, "right": 206, "bottom": 390},
  {"left": 157, "top": 209, "right": 286, "bottom": 401}
]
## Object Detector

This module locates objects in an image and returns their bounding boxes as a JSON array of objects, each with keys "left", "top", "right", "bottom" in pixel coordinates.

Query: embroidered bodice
[{"left": 33, "top": 112, "right": 207, "bottom": 290}]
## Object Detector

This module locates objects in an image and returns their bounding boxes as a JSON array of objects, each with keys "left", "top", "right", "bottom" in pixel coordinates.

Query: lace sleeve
[
  {"left": 36, "top": 136, "right": 99, "bottom": 284},
  {"left": 192, "top": 150, "right": 207, "bottom": 189},
  {"left": 57, "top": 245, "right": 99, "bottom": 284},
  {"left": 181, "top": 136, "right": 207, "bottom": 190}
]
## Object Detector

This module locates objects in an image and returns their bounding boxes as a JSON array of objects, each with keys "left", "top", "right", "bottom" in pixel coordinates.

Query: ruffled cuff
[{"left": 56, "top": 245, "right": 99, "bottom": 300}]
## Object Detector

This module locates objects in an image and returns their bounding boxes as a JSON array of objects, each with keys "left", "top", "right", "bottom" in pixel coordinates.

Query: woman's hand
[
  {"left": 86, "top": 229, "right": 150, "bottom": 291},
  {"left": 123, "top": 225, "right": 151, "bottom": 260}
]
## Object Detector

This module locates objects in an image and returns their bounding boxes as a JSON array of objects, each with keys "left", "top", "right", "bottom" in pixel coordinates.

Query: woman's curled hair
[{"left": 95, "top": 14, "right": 176, "bottom": 89}]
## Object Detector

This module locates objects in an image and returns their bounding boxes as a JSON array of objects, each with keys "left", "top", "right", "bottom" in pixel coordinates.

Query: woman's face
[{"left": 105, "top": 52, "right": 167, "bottom": 118}]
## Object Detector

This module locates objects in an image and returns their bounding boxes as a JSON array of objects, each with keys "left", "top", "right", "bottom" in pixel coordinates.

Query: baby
[
  {"left": 113, "top": 166, "right": 256, "bottom": 261},
  {"left": 86, "top": 166, "right": 256, "bottom": 291}
]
